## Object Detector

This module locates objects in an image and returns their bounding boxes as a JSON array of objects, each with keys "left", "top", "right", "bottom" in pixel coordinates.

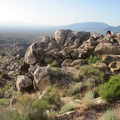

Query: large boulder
[
  {"left": 70, "top": 59, "right": 86, "bottom": 68},
  {"left": 116, "top": 33, "right": 120, "bottom": 44},
  {"left": 16, "top": 75, "right": 32, "bottom": 91},
  {"left": 108, "top": 61, "right": 120, "bottom": 73},
  {"left": 93, "top": 62, "right": 108, "bottom": 71},
  {"left": 60, "top": 46, "right": 73, "bottom": 56},
  {"left": 54, "top": 29, "right": 71, "bottom": 45},
  {"left": 61, "top": 59, "right": 73, "bottom": 67},
  {"left": 64, "top": 31, "right": 91, "bottom": 47},
  {"left": 24, "top": 43, "right": 37, "bottom": 65},
  {"left": 33, "top": 66, "right": 51, "bottom": 91},
  {"left": 78, "top": 37, "right": 99, "bottom": 59},
  {"left": 24, "top": 42, "right": 46, "bottom": 65},
  {"left": 102, "top": 55, "right": 120, "bottom": 64},
  {"left": 94, "top": 43, "right": 120, "bottom": 55},
  {"left": 29, "top": 63, "right": 40, "bottom": 75}
]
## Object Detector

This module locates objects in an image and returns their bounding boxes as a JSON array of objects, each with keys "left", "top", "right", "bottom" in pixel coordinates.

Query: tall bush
[{"left": 99, "top": 75, "right": 120, "bottom": 102}]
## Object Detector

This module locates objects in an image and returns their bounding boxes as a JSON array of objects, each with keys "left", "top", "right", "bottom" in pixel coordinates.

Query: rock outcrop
[
  {"left": 18, "top": 29, "right": 120, "bottom": 92},
  {"left": 33, "top": 66, "right": 51, "bottom": 91},
  {"left": 95, "top": 43, "right": 120, "bottom": 55},
  {"left": 24, "top": 29, "right": 90, "bottom": 66},
  {"left": 16, "top": 75, "right": 32, "bottom": 91}
]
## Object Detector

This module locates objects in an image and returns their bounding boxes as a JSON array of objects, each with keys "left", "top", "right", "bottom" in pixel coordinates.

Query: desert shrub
[
  {"left": 0, "top": 107, "right": 26, "bottom": 120},
  {"left": 50, "top": 67, "right": 69, "bottom": 81},
  {"left": 29, "top": 99, "right": 48, "bottom": 120},
  {"left": 51, "top": 67, "right": 61, "bottom": 74},
  {"left": 0, "top": 72, "right": 9, "bottom": 79},
  {"left": 0, "top": 98, "right": 9, "bottom": 106},
  {"left": 86, "top": 78, "right": 95, "bottom": 90},
  {"left": 49, "top": 60, "right": 59, "bottom": 67},
  {"left": 79, "top": 67, "right": 105, "bottom": 86},
  {"left": 0, "top": 81, "right": 15, "bottom": 96},
  {"left": 46, "top": 110, "right": 58, "bottom": 120},
  {"left": 17, "top": 93, "right": 33, "bottom": 108},
  {"left": 18, "top": 86, "right": 60, "bottom": 119},
  {"left": 84, "top": 91, "right": 95, "bottom": 108},
  {"left": 93, "top": 87, "right": 99, "bottom": 98},
  {"left": 68, "top": 82, "right": 82, "bottom": 95},
  {"left": 29, "top": 87, "right": 60, "bottom": 119},
  {"left": 12, "top": 91, "right": 21, "bottom": 98},
  {"left": 86, "top": 55, "right": 105, "bottom": 64},
  {"left": 0, "top": 85, "right": 60, "bottom": 120},
  {"left": 0, "top": 52, "right": 5, "bottom": 57},
  {"left": 73, "top": 93, "right": 81, "bottom": 100},
  {"left": 103, "top": 109, "right": 120, "bottom": 120},
  {"left": 60, "top": 102, "right": 75, "bottom": 113},
  {"left": 85, "top": 91, "right": 94, "bottom": 100},
  {"left": 99, "top": 74, "right": 120, "bottom": 102}
]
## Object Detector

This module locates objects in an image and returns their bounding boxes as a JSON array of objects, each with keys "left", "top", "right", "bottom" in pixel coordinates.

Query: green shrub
[
  {"left": 0, "top": 72, "right": 9, "bottom": 79},
  {"left": 68, "top": 82, "right": 82, "bottom": 95},
  {"left": 0, "top": 81, "right": 15, "bottom": 96},
  {"left": 86, "top": 55, "right": 104, "bottom": 64},
  {"left": 103, "top": 110, "right": 120, "bottom": 120},
  {"left": 0, "top": 85, "right": 60, "bottom": 120},
  {"left": 99, "top": 75, "right": 120, "bottom": 102},
  {"left": 50, "top": 67, "right": 68, "bottom": 80},
  {"left": 0, "top": 107, "right": 26, "bottom": 120},
  {"left": 17, "top": 87, "right": 60, "bottom": 119},
  {"left": 0, "top": 98, "right": 10, "bottom": 106},
  {"left": 79, "top": 67, "right": 105, "bottom": 85},
  {"left": 60, "top": 102, "right": 75, "bottom": 113},
  {"left": 49, "top": 60, "right": 59, "bottom": 67}
]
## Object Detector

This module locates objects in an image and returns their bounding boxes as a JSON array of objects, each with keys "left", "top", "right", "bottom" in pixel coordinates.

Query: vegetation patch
[
  {"left": 67, "top": 82, "right": 82, "bottom": 95},
  {"left": 86, "top": 55, "right": 105, "bottom": 65},
  {"left": 60, "top": 102, "right": 75, "bottom": 113},
  {"left": 103, "top": 109, "right": 120, "bottom": 120},
  {"left": 79, "top": 67, "right": 105, "bottom": 86},
  {"left": 84, "top": 91, "right": 95, "bottom": 108},
  {"left": 99, "top": 74, "right": 120, "bottom": 102},
  {"left": 0, "top": 72, "right": 10, "bottom": 79},
  {"left": 49, "top": 60, "right": 60, "bottom": 67}
]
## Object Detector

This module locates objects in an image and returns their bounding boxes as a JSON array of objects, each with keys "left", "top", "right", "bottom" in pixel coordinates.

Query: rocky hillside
[{"left": 0, "top": 29, "right": 120, "bottom": 120}]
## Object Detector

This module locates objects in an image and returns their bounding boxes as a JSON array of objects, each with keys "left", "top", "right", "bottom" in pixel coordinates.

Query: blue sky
[{"left": 0, "top": 0, "right": 120, "bottom": 26}]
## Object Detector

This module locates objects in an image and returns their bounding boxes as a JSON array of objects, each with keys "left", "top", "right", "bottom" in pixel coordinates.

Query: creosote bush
[{"left": 99, "top": 74, "right": 120, "bottom": 102}]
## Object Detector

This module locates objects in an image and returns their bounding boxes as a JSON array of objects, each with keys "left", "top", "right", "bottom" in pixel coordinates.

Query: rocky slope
[
  {"left": 15, "top": 29, "right": 120, "bottom": 91},
  {"left": 0, "top": 29, "right": 120, "bottom": 120}
]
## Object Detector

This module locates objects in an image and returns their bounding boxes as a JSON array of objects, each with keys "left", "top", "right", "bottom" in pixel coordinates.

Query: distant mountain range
[{"left": 0, "top": 21, "right": 120, "bottom": 34}]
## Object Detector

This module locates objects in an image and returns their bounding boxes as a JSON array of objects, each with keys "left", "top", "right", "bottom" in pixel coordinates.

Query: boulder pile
[{"left": 16, "top": 29, "right": 120, "bottom": 92}]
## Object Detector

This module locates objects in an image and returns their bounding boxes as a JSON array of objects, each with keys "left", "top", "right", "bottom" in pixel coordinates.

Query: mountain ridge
[{"left": 0, "top": 21, "right": 120, "bottom": 34}]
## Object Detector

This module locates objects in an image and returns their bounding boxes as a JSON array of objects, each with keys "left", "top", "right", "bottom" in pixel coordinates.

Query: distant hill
[
  {"left": 0, "top": 21, "right": 119, "bottom": 34},
  {"left": 103, "top": 26, "right": 120, "bottom": 33},
  {"left": 59, "top": 22, "right": 110, "bottom": 32}
]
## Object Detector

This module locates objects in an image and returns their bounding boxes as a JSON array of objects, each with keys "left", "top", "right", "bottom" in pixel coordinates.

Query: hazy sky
[{"left": 0, "top": 0, "right": 120, "bottom": 26}]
